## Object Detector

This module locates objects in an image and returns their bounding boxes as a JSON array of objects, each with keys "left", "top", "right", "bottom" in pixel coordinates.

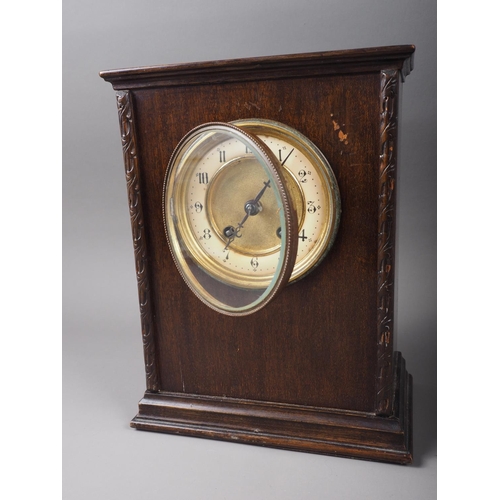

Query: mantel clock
[{"left": 100, "top": 45, "right": 415, "bottom": 464}]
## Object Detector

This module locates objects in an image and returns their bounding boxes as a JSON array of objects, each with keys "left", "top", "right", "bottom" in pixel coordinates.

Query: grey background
[{"left": 63, "top": 0, "right": 436, "bottom": 498}]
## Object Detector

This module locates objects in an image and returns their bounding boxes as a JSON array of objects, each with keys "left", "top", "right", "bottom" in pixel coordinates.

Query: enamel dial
[{"left": 163, "top": 120, "right": 340, "bottom": 315}]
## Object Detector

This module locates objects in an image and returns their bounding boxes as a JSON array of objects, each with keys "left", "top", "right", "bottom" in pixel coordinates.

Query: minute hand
[{"left": 281, "top": 148, "right": 295, "bottom": 165}]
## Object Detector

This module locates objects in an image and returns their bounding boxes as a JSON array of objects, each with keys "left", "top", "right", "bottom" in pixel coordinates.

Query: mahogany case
[{"left": 100, "top": 45, "right": 415, "bottom": 464}]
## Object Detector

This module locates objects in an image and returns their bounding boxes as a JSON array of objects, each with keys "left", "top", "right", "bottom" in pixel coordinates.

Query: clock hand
[
  {"left": 223, "top": 179, "right": 271, "bottom": 251},
  {"left": 252, "top": 179, "right": 271, "bottom": 204},
  {"left": 281, "top": 148, "right": 295, "bottom": 165}
]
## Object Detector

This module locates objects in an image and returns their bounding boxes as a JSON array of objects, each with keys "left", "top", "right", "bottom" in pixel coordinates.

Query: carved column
[
  {"left": 376, "top": 69, "right": 399, "bottom": 415},
  {"left": 116, "top": 90, "right": 160, "bottom": 392}
]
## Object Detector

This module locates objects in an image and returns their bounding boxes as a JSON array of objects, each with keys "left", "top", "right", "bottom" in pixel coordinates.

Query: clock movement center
[{"left": 244, "top": 199, "right": 262, "bottom": 216}]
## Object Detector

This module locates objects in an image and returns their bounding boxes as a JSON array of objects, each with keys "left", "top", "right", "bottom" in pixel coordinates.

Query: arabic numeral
[
  {"left": 250, "top": 257, "right": 259, "bottom": 270},
  {"left": 307, "top": 201, "right": 317, "bottom": 214},
  {"left": 203, "top": 228, "right": 211, "bottom": 240}
]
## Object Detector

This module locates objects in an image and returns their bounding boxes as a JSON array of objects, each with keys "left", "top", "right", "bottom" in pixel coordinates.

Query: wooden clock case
[{"left": 100, "top": 45, "right": 415, "bottom": 464}]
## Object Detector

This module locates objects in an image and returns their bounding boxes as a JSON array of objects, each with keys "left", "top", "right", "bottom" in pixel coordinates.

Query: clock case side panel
[
  {"left": 115, "top": 90, "right": 160, "bottom": 391},
  {"left": 376, "top": 69, "right": 401, "bottom": 416}
]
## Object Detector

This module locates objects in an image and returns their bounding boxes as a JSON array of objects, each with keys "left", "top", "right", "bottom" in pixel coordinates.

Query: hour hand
[{"left": 223, "top": 225, "right": 240, "bottom": 251}]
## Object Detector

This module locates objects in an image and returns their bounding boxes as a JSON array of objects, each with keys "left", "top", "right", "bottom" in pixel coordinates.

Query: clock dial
[
  {"left": 163, "top": 120, "right": 340, "bottom": 315},
  {"left": 232, "top": 119, "right": 341, "bottom": 283},
  {"left": 163, "top": 122, "right": 298, "bottom": 315}
]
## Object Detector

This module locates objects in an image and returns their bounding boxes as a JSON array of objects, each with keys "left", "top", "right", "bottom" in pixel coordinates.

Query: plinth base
[{"left": 131, "top": 353, "right": 412, "bottom": 464}]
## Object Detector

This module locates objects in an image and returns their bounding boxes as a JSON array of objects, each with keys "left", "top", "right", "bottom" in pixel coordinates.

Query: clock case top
[{"left": 100, "top": 45, "right": 415, "bottom": 464}]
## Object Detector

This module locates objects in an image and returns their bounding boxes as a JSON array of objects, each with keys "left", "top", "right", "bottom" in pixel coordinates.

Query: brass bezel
[{"left": 163, "top": 122, "right": 298, "bottom": 315}]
